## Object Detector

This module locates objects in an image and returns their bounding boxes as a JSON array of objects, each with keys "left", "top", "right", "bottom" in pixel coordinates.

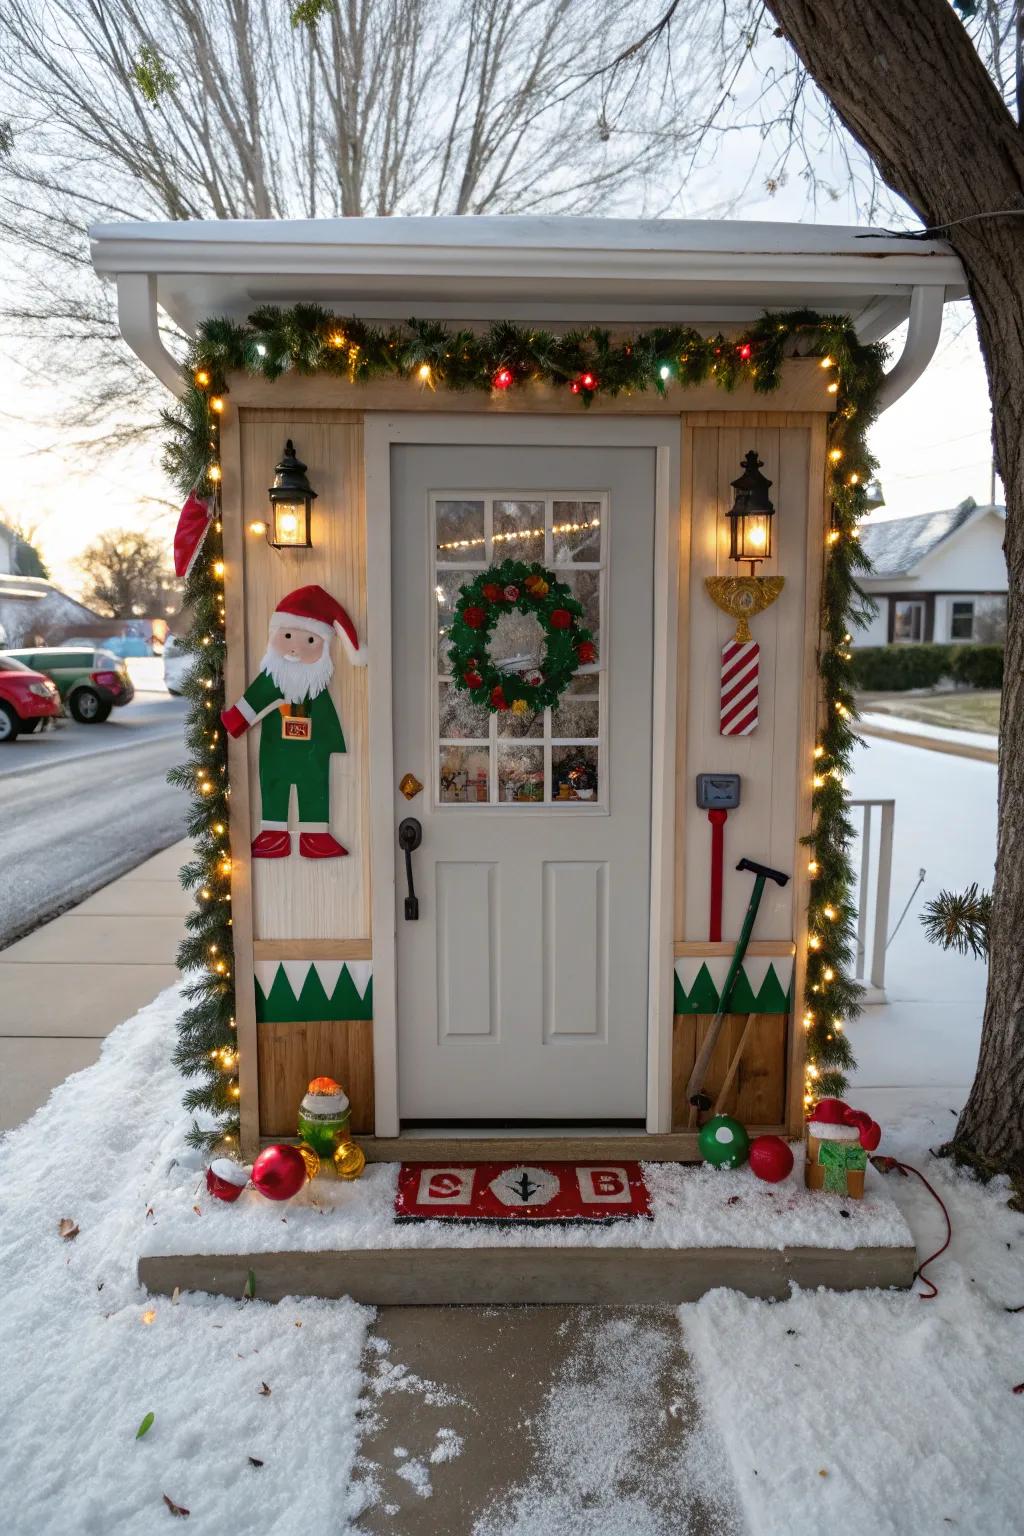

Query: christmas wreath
[{"left": 448, "top": 559, "right": 597, "bottom": 714}]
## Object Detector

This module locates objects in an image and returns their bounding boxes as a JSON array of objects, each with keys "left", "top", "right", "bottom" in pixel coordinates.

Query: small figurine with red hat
[
  {"left": 221, "top": 585, "right": 366, "bottom": 859},
  {"left": 805, "top": 1097, "right": 882, "bottom": 1199}
]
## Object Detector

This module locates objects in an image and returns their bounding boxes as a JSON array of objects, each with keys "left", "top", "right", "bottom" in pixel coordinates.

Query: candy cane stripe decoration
[{"left": 720, "top": 639, "right": 759, "bottom": 735}]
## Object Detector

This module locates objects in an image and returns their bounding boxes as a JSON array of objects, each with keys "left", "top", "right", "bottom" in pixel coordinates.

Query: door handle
[{"left": 398, "top": 817, "right": 422, "bottom": 920}]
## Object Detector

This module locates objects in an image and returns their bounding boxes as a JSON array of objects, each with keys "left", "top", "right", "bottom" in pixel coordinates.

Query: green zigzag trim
[
  {"left": 674, "top": 961, "right": 790, "bottom": 1015},
  {"left": 255, "top": 963, "right": 373, "bottom": 1023}
]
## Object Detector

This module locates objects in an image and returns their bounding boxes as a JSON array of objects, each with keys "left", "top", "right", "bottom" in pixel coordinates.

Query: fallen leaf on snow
[
  {"left": 141, "top": 1309, "right": 157, "bottom": 1325},
  {"left": 248, "top": 1457, "right": 264, "bottom": 1468},
  {"left": 258, "top": 1382, "right": 272, "bottom": 1397},
  {"left": 192, "top": 1206, "right": 202, "bottom": 1216},
  {"left": 818, "top": 1469, "right": 829, "bottom": 1478},
  {"left": 171, "top": 1287, "right": 180, "bottom": 1305},
  {"left": 136, "top": 1412, "right": 155, "bottom": 1440},
  {"left": 1013, "top": 1382, "right": 1024, "bottom": 1395},
  {"left": 162, "top": 1493, "right": 190, "bottom": 1518},
  {"left": 57, "top": 1219, "right": 79, "bottom": 1241}
]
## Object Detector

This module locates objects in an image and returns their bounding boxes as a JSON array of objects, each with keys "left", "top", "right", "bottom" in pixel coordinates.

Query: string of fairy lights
[{"left": 162, "top": 305, "right": 885, "bottom": 1148}]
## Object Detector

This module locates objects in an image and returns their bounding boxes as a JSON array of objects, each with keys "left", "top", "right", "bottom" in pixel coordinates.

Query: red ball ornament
[
  {"left": 463, "top": 605, "right": 486, "bottom": 629},
  {"left": 493, "top": 366, "right": 514, "bottom": 390},
  {"left": 251, "top": 1143, "right": 308, "bottom": 1202},
  {"left": 482, "top": 584, "right": 503, "bottom": 602},
  {"left": 550, "top": 608, "right": 572, "bottom": 629},
  {"left": 205, "top": 1159, "right": 250, "bottom": 1202},
  {"left": 577, "top": 640, "right": 597, "bottom": 664},
  {"left": 748, "top": 1135, "right": 794, "bottom": 1183},
  {"left": 464, "top": 671, "right": 483, "bottom": 689}
]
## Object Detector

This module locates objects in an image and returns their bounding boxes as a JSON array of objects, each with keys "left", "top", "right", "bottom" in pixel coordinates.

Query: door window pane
[
  {"left": 435, "top": 500, "right": 485, "bottom": 562},
  {"left": 493, "top": 499, "right": 545, "bottom": 557},
  {"left": 552, "top": 500, "right": 602, "bottom": 563},
  {"left": 552, "top": 746, "right": 599, "bottom": 801},
  {"left": 435, "top": 569, "right": 467, "bottom": 675},
  {"left": 552, "top": 697, "right": 600, "bottom": 740},
  {"left": 564, "top": 569, "right": 601, "bottom": 650},
  {"left": 498, "top": 744, "right": 545, "bottom": 802},
  {"left": 439, "top": 682, "right": 490, "bottom": 739},
  {"left": 439, "top": 745, "right": 490, "bottom": 803}
]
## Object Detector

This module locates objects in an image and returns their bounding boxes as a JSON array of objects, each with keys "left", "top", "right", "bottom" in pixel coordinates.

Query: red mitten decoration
[
  {"left": 845, "top": 1107, "right": 883, "bottom": 1152},
  {"left": 221, "top": 704, "right": 249, "bottom": 738},
  {"left": 174, "top": 492, "right": 213, "bottom": 579}
]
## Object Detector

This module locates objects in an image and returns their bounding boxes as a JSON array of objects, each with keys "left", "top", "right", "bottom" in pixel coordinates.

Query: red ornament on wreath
[
  {"left": 464, "top": 671, "right": 483, "bottom": 689},
  {"left": 748, "top": 1135, "right": 794, "bottom": 1184},
  {"left": 491, "top": 685, "right": 508, "bottom": 710},
  {"left": 577, "top": 640, "right": 597, "bottom": 664},
  {"left": 482, "top": 584, "right": 503, "bottom": 602},
  {"left": 463, "top": 605, "right": 487, "bottom": 629},
  {"left": 250, "top": 1143, "right": 309, "bottom": 1202},
  {"left": 550, "top": 609, "right": 571, "bottom": 629}
]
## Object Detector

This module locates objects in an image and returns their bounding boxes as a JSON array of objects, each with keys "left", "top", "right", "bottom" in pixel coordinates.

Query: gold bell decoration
[{"left": 705, "top": 574, "right": 786, "bottom": 645}]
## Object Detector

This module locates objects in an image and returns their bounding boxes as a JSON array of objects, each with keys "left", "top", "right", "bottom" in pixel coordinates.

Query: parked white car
[{"left": 162, "top": 635, "right": 194, "bottom": 696}]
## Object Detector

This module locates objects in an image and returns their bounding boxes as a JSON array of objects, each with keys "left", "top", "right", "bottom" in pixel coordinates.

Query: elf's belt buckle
[{"left": 282, "top": 715, "right": 312, "bottom": 741}]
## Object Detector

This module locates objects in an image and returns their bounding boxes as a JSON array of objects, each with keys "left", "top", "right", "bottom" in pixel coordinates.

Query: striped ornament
[{"left": 719, "top": 639, "right": 759, "bottom": 735}]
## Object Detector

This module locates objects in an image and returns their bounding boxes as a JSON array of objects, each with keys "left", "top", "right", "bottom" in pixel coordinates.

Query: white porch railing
[{"left": 848, "top": 798, "right": 895, "bottom": 1003}]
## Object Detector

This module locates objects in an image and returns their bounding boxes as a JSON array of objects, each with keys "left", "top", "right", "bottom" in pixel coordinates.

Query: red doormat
[{"left": 395, "top": 1162, "right": 652, "bottom": 1225}]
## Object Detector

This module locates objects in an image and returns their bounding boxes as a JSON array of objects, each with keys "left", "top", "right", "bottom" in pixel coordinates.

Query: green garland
[
  {"left": 162, "top": 303, "right": 886, "bottom": 1142},
  {"left": 449, "top": 560, "right": 596, "bottom": 715}
]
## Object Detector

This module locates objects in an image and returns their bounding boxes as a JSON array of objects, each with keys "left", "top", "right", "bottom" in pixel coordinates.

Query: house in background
[{"left": 855, "top": 498, "right": 1007, "bottom": 645}]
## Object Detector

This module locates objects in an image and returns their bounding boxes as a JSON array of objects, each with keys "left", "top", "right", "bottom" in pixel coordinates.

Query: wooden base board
[
  {"left": 139, "top": 1242, "right": 916, "bottom": 1305},
  {"left": 262, "top": 1130, "right": 791, "bottom": 1162}
]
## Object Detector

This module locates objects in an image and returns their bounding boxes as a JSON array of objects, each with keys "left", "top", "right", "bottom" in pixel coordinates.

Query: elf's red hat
[{"left": 268, "top": 585, "right": 367, "bottom": 666}]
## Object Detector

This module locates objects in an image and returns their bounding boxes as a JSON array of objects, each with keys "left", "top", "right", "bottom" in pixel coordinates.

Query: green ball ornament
[{"left": 698, "top": 1115, "right": 750, "bottom": 1169}]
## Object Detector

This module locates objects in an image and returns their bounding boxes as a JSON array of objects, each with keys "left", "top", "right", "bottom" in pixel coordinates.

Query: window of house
[
  {"left": 950, "top": 601, "right": 975, "bottom": 640},
  {"left": 893, "top": 600, "right": 925, "bottom": 643}
]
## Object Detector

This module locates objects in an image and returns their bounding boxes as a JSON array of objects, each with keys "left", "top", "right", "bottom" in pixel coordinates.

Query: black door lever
[{"left": 398, "top": 817, "right": 422, "bottom": 919}]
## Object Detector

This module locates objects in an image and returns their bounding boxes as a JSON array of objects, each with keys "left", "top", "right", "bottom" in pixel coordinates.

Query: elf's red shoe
[
  {"left": 299, "top": 832, "right": 348, "bottom": 859},
  {"left": 251, "top": 830, "right": 291, "bottom": 858}
]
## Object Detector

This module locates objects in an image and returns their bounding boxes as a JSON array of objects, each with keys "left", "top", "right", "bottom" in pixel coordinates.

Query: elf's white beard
[{"left": 260, "top": 645, "right": 335, "bottom": 703}]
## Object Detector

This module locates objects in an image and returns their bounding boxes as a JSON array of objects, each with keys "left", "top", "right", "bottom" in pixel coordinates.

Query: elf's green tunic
[{"left": 242, "top": 669, "right": 345, "bottom": 825}]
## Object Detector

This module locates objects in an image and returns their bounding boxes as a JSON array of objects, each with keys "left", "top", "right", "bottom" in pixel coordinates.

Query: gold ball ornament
[
  {"left": 297, "top": 1142, "right": 321, "bottom": 1181},
  {"left": 333, "top": 1137, "right": 366, "bottom": 1180}
]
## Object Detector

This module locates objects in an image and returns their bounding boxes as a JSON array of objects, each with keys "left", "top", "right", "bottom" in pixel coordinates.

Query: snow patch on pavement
[{"left": 0, "top": 987, "right": 373, "bottom": 1536}]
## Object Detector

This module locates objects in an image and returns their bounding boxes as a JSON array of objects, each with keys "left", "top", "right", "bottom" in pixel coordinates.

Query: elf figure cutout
[{"left": 221, "top": 585, "right": 366, "bottom": 859}]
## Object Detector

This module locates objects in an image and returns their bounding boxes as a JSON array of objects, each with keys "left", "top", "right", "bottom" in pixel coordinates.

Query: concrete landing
[
  {"left": 352, "top": 1306, "right": 736, "bottom": 1534},
  {"left": 138, "top": 1239, "right": 915, "bottom": 1303}
]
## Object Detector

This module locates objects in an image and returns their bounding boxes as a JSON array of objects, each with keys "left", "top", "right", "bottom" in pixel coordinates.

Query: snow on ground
[
  {"left": 0, "top": 732, "right": 1012, "bottom": 1535},
  {"left": 680, "top": 735, "right": 1017, "bottom": 1536},
  {"left": 0, "top": 988, "right": 373, "bottom": 1536}
]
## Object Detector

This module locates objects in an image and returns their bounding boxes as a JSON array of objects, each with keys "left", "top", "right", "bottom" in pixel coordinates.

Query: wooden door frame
[{"left": 364, "top": 414, "right": 681, "bottom": 1136}]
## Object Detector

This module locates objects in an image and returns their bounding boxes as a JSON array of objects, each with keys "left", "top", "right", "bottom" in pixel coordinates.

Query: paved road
[{"left": 0, "top": 694, "right": 189, "bottom": 948}]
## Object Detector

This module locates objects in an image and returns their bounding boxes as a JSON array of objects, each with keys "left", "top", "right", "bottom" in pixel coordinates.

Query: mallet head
[{"left": 736, "top": 857, "right": 790, "bottom": 888}]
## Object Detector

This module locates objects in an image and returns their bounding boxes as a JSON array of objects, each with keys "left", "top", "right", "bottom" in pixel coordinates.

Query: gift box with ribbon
[{"left": 804, "top": 1097, "right": 881, "bottom": 1200}]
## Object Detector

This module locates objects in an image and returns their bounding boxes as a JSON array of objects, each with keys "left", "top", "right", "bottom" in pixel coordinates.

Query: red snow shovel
[{"left": 686, "top": 857, "right": 790, "bottom": 1123}]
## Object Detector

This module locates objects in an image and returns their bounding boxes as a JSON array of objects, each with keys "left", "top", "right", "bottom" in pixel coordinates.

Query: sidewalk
[
  {"left": 859, "top": 710, "right": 998, "bottom": 763},
  {"left": 0, "top": 839, "right": 189, "bottom": 1133}
]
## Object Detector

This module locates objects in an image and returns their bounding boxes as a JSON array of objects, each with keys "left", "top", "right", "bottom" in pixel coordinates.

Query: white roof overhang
[{"left": 88, "top": 215, "right": 967, "bottom": 405}]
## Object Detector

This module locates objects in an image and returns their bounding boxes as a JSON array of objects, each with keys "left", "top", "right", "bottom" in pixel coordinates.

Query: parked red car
[{"left": 0, "top": 654, "right": 62, "bottom": 741}]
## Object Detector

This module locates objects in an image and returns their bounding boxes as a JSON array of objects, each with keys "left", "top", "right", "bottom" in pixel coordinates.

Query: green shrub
[
  {"left": 950, "top": 644, "right": 1003, "bottom": 689},
  {"left": 851, "top": 642, "right": 1003, "bottom": 691},
  {"left": 851, "top": 644, "right": 954, "bottom": 691}
]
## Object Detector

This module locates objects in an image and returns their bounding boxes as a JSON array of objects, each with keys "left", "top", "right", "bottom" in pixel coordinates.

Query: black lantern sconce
[
  {"left": 727, "top": 449, "right": 776, "bottom": 573},
  {"left": 267, "top": 440, "right": 316, "bottom": 549}
]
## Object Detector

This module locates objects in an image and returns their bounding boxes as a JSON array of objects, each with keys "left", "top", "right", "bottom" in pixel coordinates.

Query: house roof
[
  {"left": 859, "top": 499, "right": 1004, "bottom": 578},
  {"left": 89, "top": 215, "right": 966, "bottom": 336}
]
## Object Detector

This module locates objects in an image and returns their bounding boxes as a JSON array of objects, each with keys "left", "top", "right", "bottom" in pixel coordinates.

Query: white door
[{"left": 391, "top": 443, "right": 655, "bottom": 1122}]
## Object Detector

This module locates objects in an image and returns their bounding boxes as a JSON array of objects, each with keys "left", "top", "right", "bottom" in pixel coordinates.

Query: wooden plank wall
[
  {"left": 227, "top": 406, "right": 372, "bottom": 1149},
  {"left": 673, "top": 412, "right": 826, "bottom": 1133}
]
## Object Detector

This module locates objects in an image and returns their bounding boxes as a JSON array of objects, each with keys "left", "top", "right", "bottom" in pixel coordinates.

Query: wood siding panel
[
  {"left": 672, "top": 1013, "right": 787, "bottom": 1128},
  {"left": 258, "top": 1019, "right": 375, "bottom": 1136},
  {"left": 236, "top": 410, "right": 370, "bottom": 941}
]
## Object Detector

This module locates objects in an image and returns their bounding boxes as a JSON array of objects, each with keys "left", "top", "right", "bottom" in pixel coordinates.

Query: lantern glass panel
[
  {"left": 271, "top": 498, "right": 310, "bottom": 548},
  {"left": 734, "top": 510, "right": 771, "bottom": 563}
]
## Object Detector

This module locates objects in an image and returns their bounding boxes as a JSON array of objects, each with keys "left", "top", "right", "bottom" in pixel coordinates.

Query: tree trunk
[{"left": 764, "top": 0, "right": 1024, "bottom": 1176}]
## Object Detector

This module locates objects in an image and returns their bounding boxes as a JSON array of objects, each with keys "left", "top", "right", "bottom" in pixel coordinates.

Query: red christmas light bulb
[
  {"left": 571, "top": 371, "right": 598, "bottom": 395},
  {"left": 737, "top": 342, "right": 752, "bottom": 360},
  {"left": 493, "top": 367, "right": 514, "bottom": 390}
]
